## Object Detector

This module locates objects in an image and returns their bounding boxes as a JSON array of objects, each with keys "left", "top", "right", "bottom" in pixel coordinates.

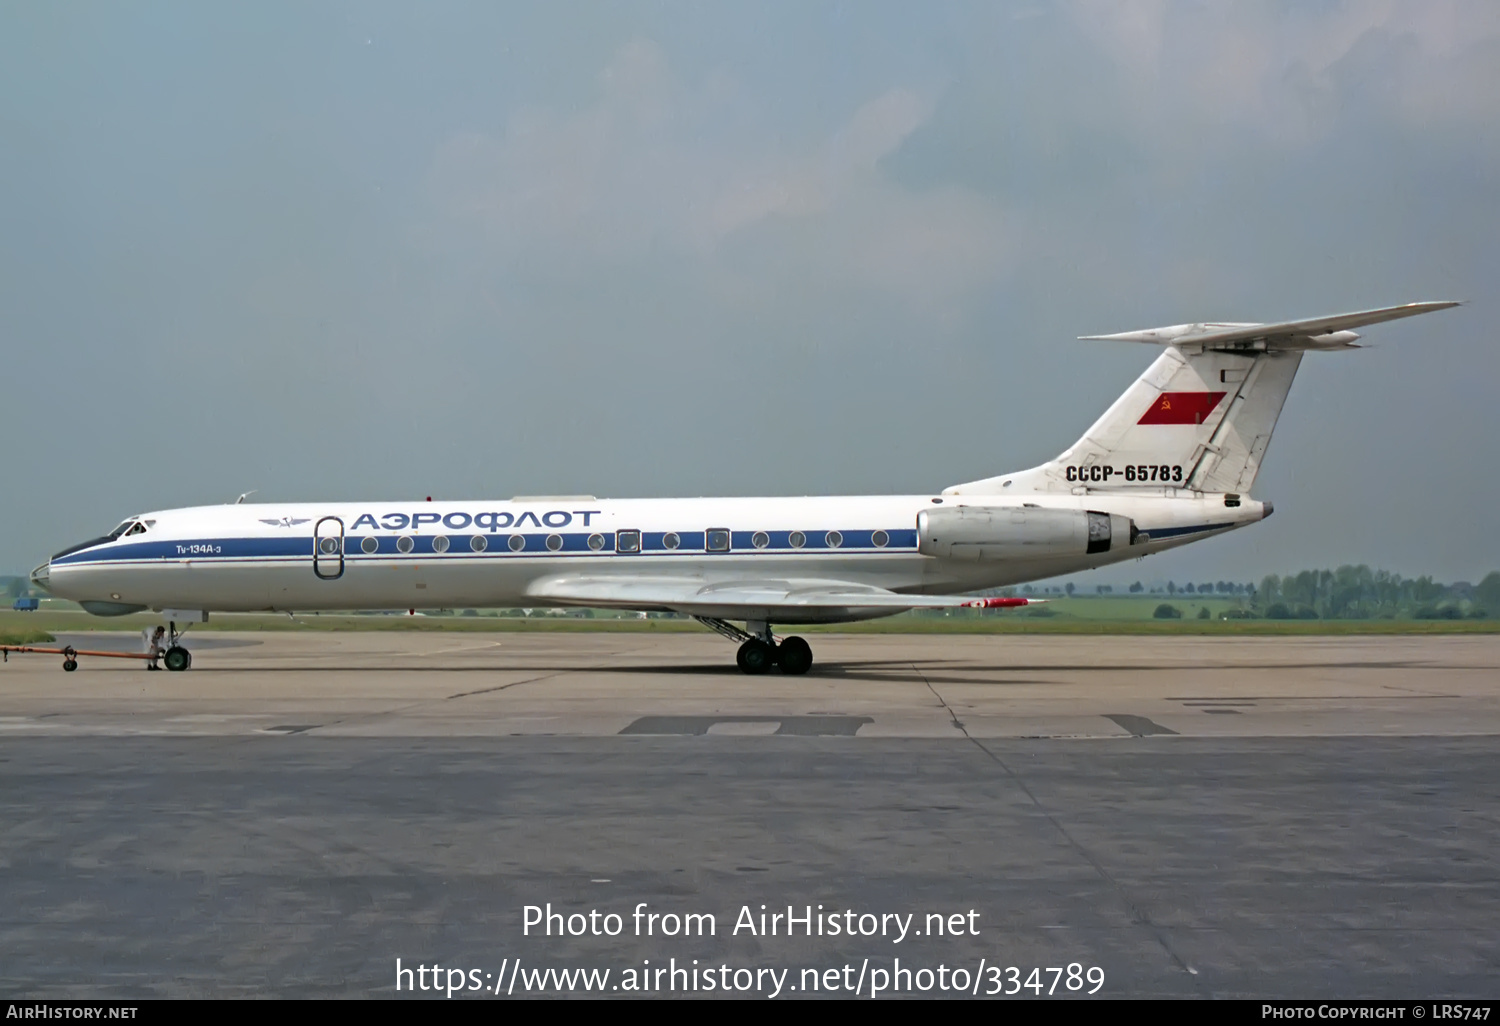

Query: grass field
[
  {"left": 0, "top": 627, "right": 57, "bottom": 646},
  {"left": 3, "top": 598, "right": 1497, "bottom": 642}
]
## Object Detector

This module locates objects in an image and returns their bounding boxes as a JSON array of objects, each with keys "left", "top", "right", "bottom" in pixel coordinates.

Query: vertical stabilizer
[
  {"left": 947, "top": 347, "right": 1300, "bottom": 495},
  {"left": 945, "top": 302, "right": 1458, "bottom": 498}
]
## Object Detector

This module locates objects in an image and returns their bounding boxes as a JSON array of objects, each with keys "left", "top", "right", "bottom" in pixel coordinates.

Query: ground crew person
[{"left": 146, "top": 625, "right": 166, "bottom": 670}]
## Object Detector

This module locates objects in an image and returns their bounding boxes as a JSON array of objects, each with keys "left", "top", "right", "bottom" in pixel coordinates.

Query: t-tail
[{"left": 946, "top": 302, "right": 1459, "bottom": 498}]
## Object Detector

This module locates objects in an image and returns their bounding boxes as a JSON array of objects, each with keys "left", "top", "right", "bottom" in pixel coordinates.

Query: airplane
[{"left": 30, "top": 301, "right": 1457, "bottom": 675}]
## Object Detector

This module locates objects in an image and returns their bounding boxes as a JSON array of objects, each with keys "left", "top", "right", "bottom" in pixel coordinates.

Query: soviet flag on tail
[{"left": 1137, "top": 391, "right": 1227, "bottom": 425}]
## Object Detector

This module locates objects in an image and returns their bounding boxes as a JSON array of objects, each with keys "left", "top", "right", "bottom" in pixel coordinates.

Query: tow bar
[{"left": 1, "top": 644, "right": 190, "bottom": 672}]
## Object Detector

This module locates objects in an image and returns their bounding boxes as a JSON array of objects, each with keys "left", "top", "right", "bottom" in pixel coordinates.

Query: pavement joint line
[
  {"left": 444, "top": 643, "right": 656, "bottom": 701},
  {"left": 186, "top": 643, "right": 653, "bottom": 736},
  {"left": 1378, "top": 683, "right": 1467, "bottom": 696},
  {"left": 911, "top": 660, "right": 1206, "bottom": 990},
  {"left": 444, "top": 671, "right": 575, "bottom": 702},
  {"left": 210, "top": 647, "right": 633, "bottom": 733}
]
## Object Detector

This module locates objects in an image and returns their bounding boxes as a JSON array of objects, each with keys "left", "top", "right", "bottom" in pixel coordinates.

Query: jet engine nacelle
[{"left": 917, "top": 505, "right": 1137, "bottom": 562}]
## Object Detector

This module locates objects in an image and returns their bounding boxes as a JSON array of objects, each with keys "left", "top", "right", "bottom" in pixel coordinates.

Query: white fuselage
[{"left": 37, "top": 492, "right": 1267, "bottom": 623}]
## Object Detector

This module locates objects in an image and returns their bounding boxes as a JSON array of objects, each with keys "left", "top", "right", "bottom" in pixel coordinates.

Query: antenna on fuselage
[{"left": 235, "top": 490, "right": 257, "bottom": 504}]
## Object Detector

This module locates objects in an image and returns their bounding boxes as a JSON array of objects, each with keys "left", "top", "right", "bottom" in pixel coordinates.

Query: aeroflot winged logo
[
  {"left": 260, "top": 517, "right": 311, "bottom": 528},
  {"left": 1138, "top": 391, "right": 1226, "bottom": 425}
]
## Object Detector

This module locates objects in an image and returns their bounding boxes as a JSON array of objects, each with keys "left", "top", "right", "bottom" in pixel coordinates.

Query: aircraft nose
[{"left": 30, "top": 560, "right": 51, "bottom": 591}]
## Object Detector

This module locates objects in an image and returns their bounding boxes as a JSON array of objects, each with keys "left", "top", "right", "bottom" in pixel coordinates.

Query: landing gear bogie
[{"left": 696, "top": 617, "right": 817, "bottom": 675}]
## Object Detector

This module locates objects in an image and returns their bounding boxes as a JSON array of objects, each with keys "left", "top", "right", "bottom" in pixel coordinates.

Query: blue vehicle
[{"left": 12, "top": 597, "right": 39, "bottom": 612}]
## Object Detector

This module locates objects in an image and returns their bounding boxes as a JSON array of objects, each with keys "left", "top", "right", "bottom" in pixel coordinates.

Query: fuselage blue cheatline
[{"left": 31, "top": 302, "right": 1457, "bottom": 674}]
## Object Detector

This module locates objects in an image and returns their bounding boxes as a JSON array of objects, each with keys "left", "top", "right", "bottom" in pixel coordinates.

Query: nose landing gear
[
  {"left": 150, "top": 620, "right": 194, "bottom": 672},
  {"left": 697, "top": 617, "right": 814, "bottom": 676}
]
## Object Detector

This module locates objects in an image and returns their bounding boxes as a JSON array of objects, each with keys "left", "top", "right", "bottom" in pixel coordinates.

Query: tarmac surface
[{"left": 1, "top": 631, "right": 1497, "bottom": 998}]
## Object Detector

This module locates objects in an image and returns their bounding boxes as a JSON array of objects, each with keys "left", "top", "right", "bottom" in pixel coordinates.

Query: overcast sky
[{"left": 2, "top": 1, "right": 1496, "bottom": 584}]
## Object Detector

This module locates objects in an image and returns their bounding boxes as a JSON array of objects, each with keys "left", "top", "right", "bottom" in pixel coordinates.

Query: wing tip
[{"left": 1394, "top": 299, "right": 1463, "bottom": 315}]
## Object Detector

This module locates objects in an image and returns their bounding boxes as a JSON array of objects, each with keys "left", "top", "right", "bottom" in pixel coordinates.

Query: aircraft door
[{"left": 313, "top": 516, "right": 345, "bottom": 580}]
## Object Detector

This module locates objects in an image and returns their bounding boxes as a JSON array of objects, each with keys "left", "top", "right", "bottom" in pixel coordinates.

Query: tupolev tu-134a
[{"left": 31, "top": 302, "right": 1457, "bottom": 675}]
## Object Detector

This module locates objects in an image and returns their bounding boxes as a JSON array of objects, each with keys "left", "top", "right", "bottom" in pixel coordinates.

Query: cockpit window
[{"left": 104, "top": 518, "right": 154, "bottom": 540}]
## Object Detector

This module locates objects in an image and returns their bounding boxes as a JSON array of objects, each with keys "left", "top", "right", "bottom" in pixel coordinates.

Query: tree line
[
  {"left": 1012, "top": 566, "right": 1500, "bottom": 620},
  {"left": 1250, "top": 566, "right": 1499, "bottom": 620}
]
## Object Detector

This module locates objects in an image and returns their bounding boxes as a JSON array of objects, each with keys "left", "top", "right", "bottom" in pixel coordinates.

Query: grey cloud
[{"left": 425, "top": 39, "right": 1009, "bottom": 312}]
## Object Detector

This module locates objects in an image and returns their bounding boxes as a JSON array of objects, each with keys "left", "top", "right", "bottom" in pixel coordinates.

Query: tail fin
[{"left": 947, "top": 302, "right": 1458, "bottom": 497}]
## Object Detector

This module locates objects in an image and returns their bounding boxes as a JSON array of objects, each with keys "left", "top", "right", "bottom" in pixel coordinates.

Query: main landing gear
[{"left": 695, "top": 617, "right": 814, "bottom": 676}]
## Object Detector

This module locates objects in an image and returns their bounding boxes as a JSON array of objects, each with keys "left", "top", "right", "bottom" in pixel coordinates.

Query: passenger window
[
  {"left": 871, "top": 530, "right": 889, "bottom": 548},
  {"left": 546, "top": 534, "right": 564, "bottom": 552},
  {"left": 751, "top": 531, "right": 770, "bottom": 549},
  {"left": 361, "top": 536, "right": 379, "bottom": 554},
  {"left": 470, "top": 535, "right": 488, "bottom": 552},
  {"left": 396, "top": 535, "right": 414, "bottom": 554},
  {"left": 432, "top": 535, "right": 450, "bottom": 553},
  {"left": 706, "top": 528, "right": 730, "bottom": 552},
  {"left": 588, "top": 533, "right": 605, "bottom": 551},
  {"left": 508, "top": 534, "right": 526, "bottom": 552},
  {"left": 662, "top": 532, "right": 680, "bottom": 550},
  {"left": 617, "top": 529, "right": 641, "bottom": 554},
  {"left": 788, "top": 531, "right": 806, "bottom": 549},
  {"left": 825, "top": 530, "right": 843, "bottom": 548}
]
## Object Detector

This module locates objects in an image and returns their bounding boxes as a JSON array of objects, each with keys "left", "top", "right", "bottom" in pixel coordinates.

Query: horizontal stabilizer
[{"left": 1080, "top": 301, "right": 1459, "bottom": 352}]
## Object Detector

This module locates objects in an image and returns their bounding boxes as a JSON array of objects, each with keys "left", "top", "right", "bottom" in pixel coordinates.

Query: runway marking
[
  {"left": 1104, "top": 715, "right": 1180, "bottom": 736},
  {"left": 706, "top": 721, "right": 780, "bottom": 736},
  {"left": 413, "top": 641, "right": 506, "bottom": 657},
  {"left": 619, "top": 715, "right": 872, "bottom": 737},
  {"left": 1166, "top": 695, "right": 1461, "bottom": 701}
]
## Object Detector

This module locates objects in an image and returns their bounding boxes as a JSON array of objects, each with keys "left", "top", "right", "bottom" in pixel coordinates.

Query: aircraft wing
[
  {"left": 525, "top": 574, "right": 1034, "bottom": 619},
  {"left": 1080, "top": 301, "right": 1459, "bottom": 351}
]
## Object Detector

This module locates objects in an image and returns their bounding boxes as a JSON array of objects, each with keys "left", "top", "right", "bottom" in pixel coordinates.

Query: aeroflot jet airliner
[{"left": 33, "top": 302, "right": 1456, "bottom": 674}]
